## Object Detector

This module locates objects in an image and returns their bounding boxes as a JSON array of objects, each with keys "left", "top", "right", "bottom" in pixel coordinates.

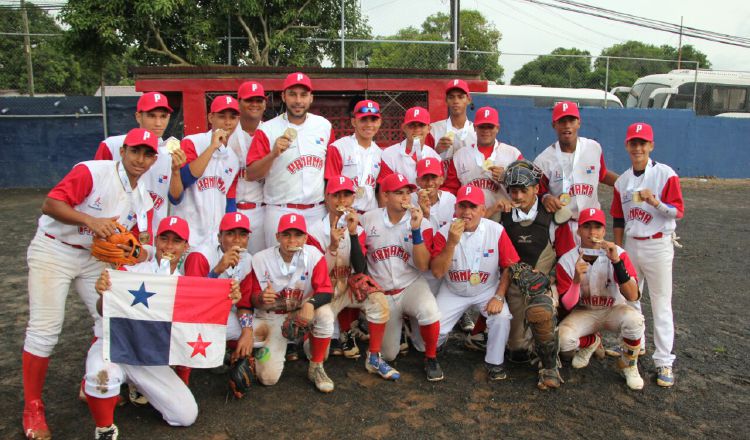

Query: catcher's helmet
[{"left": 504, "top": 160, "right": 542, "bottom": 188}]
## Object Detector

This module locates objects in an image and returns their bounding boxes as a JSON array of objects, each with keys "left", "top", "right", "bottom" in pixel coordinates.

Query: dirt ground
[{"left": 1, "top": 180, "right": 748, "bottom": 439}]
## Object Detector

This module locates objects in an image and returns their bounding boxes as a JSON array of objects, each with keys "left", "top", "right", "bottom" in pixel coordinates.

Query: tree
[
  {"left": 511, "top": 48, "right": 592, "bottom": 87},
  {"left": 368, "top": 10, "right": 503, "bottom": 82}
]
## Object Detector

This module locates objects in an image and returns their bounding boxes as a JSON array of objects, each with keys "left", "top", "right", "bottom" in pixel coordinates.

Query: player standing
[
  {"left": 22, "top": 128, "right": 158, "bottom": 439},
  {"left": 378, "top": 107, "right": 442, "bottom": 185},
  {"left": 611, "top": 122, "right": 684, "bottom": 387},
  {"left": 246, "top": 72, "right": 334, "bottom": 247},
  {"left": 227, "top": 80, "right": 268, "bottom": 254},
  {"left": 359, "top": 173, "right": 443, "bottom": 381},
  {"left": 172, "top": 95, "right": 241, "bottom": 248}
]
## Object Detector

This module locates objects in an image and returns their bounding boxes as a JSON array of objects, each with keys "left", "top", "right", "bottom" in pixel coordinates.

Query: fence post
[
  {"left": 100, "top": 75, "right": 108, "bottom": 139},
  {"left": 604, "top": 56, "right": 610, "bottom": 109},
  {"left": 692, "top": 62, "right": 699, "bottom": 114},
  {"left": 21, "top": 0, "right": 34, "bottom": 96}
]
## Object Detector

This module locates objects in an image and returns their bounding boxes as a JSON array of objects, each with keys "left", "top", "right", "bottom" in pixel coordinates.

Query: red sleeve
[
  {"left": 358, "top": 230, "right": 367, "bottom": 255},
  {"left": 311, "top": 258, "right": 333, "bottom": 295},
  {"left": 236, "top": 274, "right": 255, "bottom": 310},
  {"left": 227, "top": 175, "right": 238, "bottom": 199},
  {"left": 598, "top": 153, "right": 608, "bottom": 182},
  {"left": 181, "top": 138, "right": 198, "bottom": 164},
  {"left": 617, "top": 252, "right": 638, "bottom": 285},
  {"left": 424, "top": 133, "right": 435, "bottom": 148},
  {"left": 517, "top": 152, "right": 524, "bottom": 160},
  {"left": 553, "top": 223, "right": 576, "bottom": 258},
  {"left": 377, "top": 159, "right": 394, "bottom": 184},
  {"left": 497, "top": 230, "right": 520, "bottom": 268},
  {"left": 422, "top": 227, "right": 434, "bottom": 251},
  {"left": 324, "top": 145, "right": 344, "bottom": 180},
  {"left": 243, "top": 271, "right": 263, "bottom": 310},
  {"left": 610, "top": 188, "right": 624, "bottom": 219},
  {"left": 329, "top": 128, "right": 336, "bottom": 146},
  {"left": 661, "top": 175, "right": 684, "bottom": 219},
  {"left": 47, "top": 164, "right": 94, "bottom": 206},
  {"left": 441, "top": 160, "right": 460, "bottom": 194},
  {"left": 94, "top": 142, "right": 113, "bottom": 160},
  {"left": 306, "top": 235, "right": 325, "bottom": 254},
  {"left": 430, "top": 231, "right": 446, "bottom": 257},
  {"left": 556, "top": 262, "right": 573, "bottom": 304},
  {"left": 246, "top": 129, "right": 271, "bottom": 165},
  {"left": 183, "top": 252, "right": 210, "bottom": 277},
  {"left": 538, "top": 173, "right": 550, "bottom": 196}
]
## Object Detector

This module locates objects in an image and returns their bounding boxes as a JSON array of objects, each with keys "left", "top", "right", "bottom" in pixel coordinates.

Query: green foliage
[{"left": 511, "top": 48, "right": 592, "bottom": 87}]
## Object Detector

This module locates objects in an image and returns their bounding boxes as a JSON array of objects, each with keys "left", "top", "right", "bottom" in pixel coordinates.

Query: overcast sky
[{"left": 361, "top": 0, "right": 750, "bottom": 81}]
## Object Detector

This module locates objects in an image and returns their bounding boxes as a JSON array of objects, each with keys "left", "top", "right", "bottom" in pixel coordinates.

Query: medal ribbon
[
  {"left": 117, "top": 161, "right": 149, "bottom": 233},
  {"left": 458, "top": 221, "right": 485, "bottom": 282},
  {"left": 512, "top": 200, "right": 538, "bottom": 222}
]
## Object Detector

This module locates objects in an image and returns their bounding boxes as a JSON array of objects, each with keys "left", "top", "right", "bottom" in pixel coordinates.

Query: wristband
[
  {"left": 238, "top": 312, "right": 253, "bottom": 329},
  {"left": 208, "top": 270, "right": 221, "bottom": 279},
  {"left": 411, "top": 228, "right": 423, "bottom": 245},
  {"left": 611, "top": 259, "right": 631, "bottom": 284},
  {"left": 493, "top": 295, "right": 505, "bottom": 303}
]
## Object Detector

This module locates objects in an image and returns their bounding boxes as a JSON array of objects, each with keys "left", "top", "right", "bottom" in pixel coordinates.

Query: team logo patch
[
  {"left": 483, "top": 249, "right": 494, "bottom": 257},
  {"left": 586, "top": 165, "right": 596, "bottom": 174},
  {"left": 158, "top": 174, "right": 169, "bottom": 183},
  {"left": 224, "top": 167, "right": 233, "bottom": 175},
  {"left": 315, "top": 137, "right": 325, "bottom": 145},
  {"left": 87, "top": 197, "right": 103, "bottom": 211}
]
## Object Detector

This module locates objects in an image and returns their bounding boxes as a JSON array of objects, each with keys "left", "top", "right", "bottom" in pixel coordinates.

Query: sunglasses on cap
[{"left": 357, "top": 107, "right": 380, "bottom": 115}]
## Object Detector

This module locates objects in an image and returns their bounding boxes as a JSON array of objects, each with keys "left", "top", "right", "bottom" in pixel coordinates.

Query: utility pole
[
  {"left": 450, "top": 0, "right": 459, "bottom": 69},
  {"left": 340, "top": 0, "right": 345, "bottom": 68},
  {"left": 677, "top": 16, "right": 683, "bottom": 69},
  {"left": 20, "top": 0, "right": 34, "bottom": 96}
]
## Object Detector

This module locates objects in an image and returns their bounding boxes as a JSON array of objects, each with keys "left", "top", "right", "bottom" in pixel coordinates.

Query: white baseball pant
[
  {"left": 263, "top": 204, "right": 327, "bottom": 249},
  {"left": 559, "top": 305, "right": 645, "bottom": 352},
  {"left": 237, "top": 205, "right": 266, "bottom": 254},
  {"left": 381, "top": 276, "right": 441, "bottom": 362},
  {"left": 329, "top": 290, "right": 390, "bottom": 325}
]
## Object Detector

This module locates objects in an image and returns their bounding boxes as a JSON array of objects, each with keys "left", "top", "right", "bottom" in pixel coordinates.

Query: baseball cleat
[
  {"left": 308, "top": 362, "right": 334, "bottom": 393},
  {"left": 23, "top": 399, "right": 51, "bottom": 440},
  {"left": 350, "top": 319, "right": 370, "bottom": 342},
  {"left": 128, "top": 383, "right": 149, "bottom": 406},
  {"left": 458, "top": 311, "right": 475, "bottom": 333},
  {"left": 424, "top": 357, "right": 444, "bottom": 382},
  {"left": 572, "top": 334, "right": 601, "bottom": 369},
  {"left": 465, "top": 332, "right": 487, "bottom": 352},
  {"left": 537, "top": 368, "right": 563, "bottom": 390},
  {"left": 365, "top": 352, "right": 400, "bottom": 380},
  {"left": 621, "top": 365, "right": 645, "bottom": 390},
  {"left": 329, "top": 338, "right": 344, "bottom": 356},
  {"left": 286, "top": 342, "right": 300, "bottom": 362},
  {"left": 485, "top": 363, "right": 508, "bottom": 381},
  {"left": 341, "top": 330, "right": 360, "bottom": 359},
  {"left": 94, "top": 423, "right": 119, "bottom": 440},
  {"left": 656, "top": 366, "right": 675, "bottom": 388}
]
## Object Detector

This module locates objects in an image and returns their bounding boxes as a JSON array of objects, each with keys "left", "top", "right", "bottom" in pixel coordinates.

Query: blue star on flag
[{"left": 128, "top": 282, "right": 156, "bottom": 308}]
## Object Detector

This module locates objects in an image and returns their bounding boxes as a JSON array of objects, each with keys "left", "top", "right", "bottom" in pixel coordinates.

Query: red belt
[
  {"left": 236, "top": 202, "right": 264, "bottom": 210},
  {"left": 384, "top": 288, "right": 404, "bottom": 296},
  {"left": 44, "top": 233, "right": 86, "bottom": 250},
  {"left": 282, "top": 202, "right": 323, "bottom": 210},
  {"left": 632, "top": 232, "right": 664, "bottom": 241}
]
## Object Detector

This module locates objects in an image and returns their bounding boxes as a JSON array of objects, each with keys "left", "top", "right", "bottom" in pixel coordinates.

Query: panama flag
[{"left": 102, "top": 270, "right": 232, "bottom": 368}]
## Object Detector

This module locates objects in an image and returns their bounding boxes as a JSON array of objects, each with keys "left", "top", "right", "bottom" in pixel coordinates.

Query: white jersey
[
  {"left": 325, "top": 135, "right": 382, "bottom": 212},
  {"left": 307, "top": 214, "right": 365, "bottom": 296},
  {"left": 429, "top": 117, "right": 475, "bottom": 161},
  {"left": 611, "top": 160, "right": 684, "bottom": 238},
  {"left": 534, "top": 137, "right": 607, "bottom": 218},
  {"left": 379, "top": 140, "right": 441, "bottom": 184},
  {"left": 360, "top": 208, "right": 433, "bottom": 291},
  {"left": 227, "top": 122, "right": 264, "bottom": 204},
  {"left": 38, "top": 160, "right": 154, "bottom": 247},
  {"left": 452, "top": 140, "right": 522, "bottom": 207},
  {"left": 411, "top": 190, "right": 457, "bottom": 233},
  {"left": 251, "top": 244, "right": 331, "bottom": 305},
  {"left": 187, "top": 244, "right": 253, "bottom": 281},
  {"left": 99, "top": 135, "right": 172, "bottom": 235},
  {"left": 432, "top": 218, "right": 520, "bottom": 297},
  {"left": 247, "top": 113, "right": 332, "bottom": 205},
  {"left": 172, "top": 131, "right": 241, "bottom": 248},
  {"left": 125, "top": 257, "right": 183, "bottom": 276},
  {"left": 557, "top": 247, "right": 635, "bottom": 310}
]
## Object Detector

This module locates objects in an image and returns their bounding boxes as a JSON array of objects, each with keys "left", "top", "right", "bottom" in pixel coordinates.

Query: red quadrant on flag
[{"left": 172, "top": 276, "right": 233, "bottom": 325}]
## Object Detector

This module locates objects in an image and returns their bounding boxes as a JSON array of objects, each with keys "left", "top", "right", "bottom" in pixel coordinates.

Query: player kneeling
[
  {"left": 250, "top": 214, "right": 336, "bottom": 392},
  {"left": 430, "top": 185, "right": 519, "bottom": 380},
  {"left": 557, "top": 209, "right": 645, "bottom": 390},
  {"left": 84, "top": 216, "right": 242, "bottom": 439}
]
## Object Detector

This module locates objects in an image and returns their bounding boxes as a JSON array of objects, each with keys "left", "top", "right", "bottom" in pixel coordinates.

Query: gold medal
[
  {"left": 283, "top": 127, "right": 297, "bottom": 141},
  {"left": 632, "top": 191, "right": 642, "bottom": 203},
  {"left": 445, "top": 131, "right": 455, "bottom": 142},
  {"left": 356, "top": 186, "right": 365, "bottom": 198},
  {"left": 559, "top": 193, "right": 572, "bottom": 206},
  {"left": 138, "top": 231, "right": 151, "bottom": 244},
  {"left": 165, "top": 137, "right": 181, "bottom": 154},
  {"left": 469, "top": 273, "right": 481, "bottom": 285},
  {"left": 161, "top": 252, "right": 175, "bottom": 262},
  {"left": 482, "top": 159, "right": 494, "bottom": 171}
]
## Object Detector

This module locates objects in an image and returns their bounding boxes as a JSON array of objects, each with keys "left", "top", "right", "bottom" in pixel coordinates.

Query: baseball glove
[
  {"left": 511, "top": 262, "right": 550, "bottom": 298},
  {"left": 281, "top": 313, "right": 312, "bottom": 341},
  {"left": 228, "top": 356, "right": 255, "bottom": 399},
  {"left": 347, "top": 273, "right": 383, "bottom": 303},
  {"left": 91, "top": 223, "right": 143, "bottom": 266}
]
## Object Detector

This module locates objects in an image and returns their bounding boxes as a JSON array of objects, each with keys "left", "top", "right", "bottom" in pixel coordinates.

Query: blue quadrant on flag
[{"left": 108, "top": 318, "right": 172, "bottom": 365}]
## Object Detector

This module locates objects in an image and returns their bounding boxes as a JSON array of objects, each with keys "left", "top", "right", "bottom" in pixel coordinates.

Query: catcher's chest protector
[{"left": 501, "top": 201, "right": 553, "bottom": 267}]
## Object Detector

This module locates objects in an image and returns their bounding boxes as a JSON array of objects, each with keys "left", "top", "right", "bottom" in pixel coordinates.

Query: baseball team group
[{"left": 20, "top": 72, "right": 685, "bottom": 439}]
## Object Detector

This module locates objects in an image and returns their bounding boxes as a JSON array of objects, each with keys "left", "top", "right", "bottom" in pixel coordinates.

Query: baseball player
[
  {"left": 533, "top": 101, "right": 618, "bottom": 230},
  {"left": 359, "top": 173, "right": 443, "bottom": 381},
  {"left": 181, "top": 212, "right": 255, "bottom": 384},
  {"left": 246, "top": 72, "right": 334, "bottom": 247},
  {"left": 172, "top": 95, "right": 241, "bottom": 248},
  {"left": 430, "top": 185, "right": 519, "bottom": 380},
  {"left": 93, "top": 92, "right": 186, "bottom": 237},
  {"left": 84, "top": 216, "right": 242, "bottom": 439},
  {"left": 557, "top": 208, "right": 645, "bottom": 390},
  {"left": 427, "top": 78, "right": 475, "bottom": 193},
  {"left": 248, "top": 213, "right": 336, "bottom": 392},
  {"left": 227, "top": 80, "right": 268, "bottom": 254},
  {"left": 307, "top": 176, "right": 399, "bottom": 379},
  {"left": 447, "top": 106, "right": 523, "bottom": 220},
  {"left": 378, "top": 107, "right": 442, "bottom": 186},
  {"left": 22, "top": 128, "right": 158, "bottom": 439},
  {"left": 611, "top": 122, "right": 684, "bottom": 387},
  {"left": 325, "top": 99, "right": 383, "bottom": 214}
]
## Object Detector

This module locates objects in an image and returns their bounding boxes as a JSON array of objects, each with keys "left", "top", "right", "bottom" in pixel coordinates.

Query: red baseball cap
[
  {"left": 210, "top": 95, "right": 240, "bottom": 113},
  {"left": 283, "top": 72, "right": 313, "bottom": 91},
  {"left": 237, "top": 81, "right": 266, "bottom": 100},
  {"left": 277, "top": 213, "right": 307, "bottom": 234},
  {"left": 220, "top": 212, "right": 251, "bottom": 232},
  {"left": 353, "top": 100, "right": 381, "bottom": 119},
  {"left": 552, "top": 101, "right": 580, "bottom": 122},
  {"left": 416, "top": 158, "right": 443, "bottom": 177},
  {"left": 380, "top": 173, "right": 417, "bottom": 193},
  {"left": 156, "top": 216, "right": 190, "bottom": 241},
  {"left": 137, "top": 92, "right": 173, "bottom": 113},
  {"left": 578, "top": 208, "right": 606, "bottom": 226},
  {"left": 456, "top": 185, "right": 485, "bottom": 206},
  {"left": 474, "top": 106, "right": 499, "bottom": 127},
  {"left": 445, "top": 79, "right": 470, "bottom": 95},
  {"left": 403, "top": 106, "right": 430, "bottom": 126},
  {"left": 326, "top": 175, "right": 357, "bottom": 194},
  {"left": 123, "top": 128, "right": 158, "bottom": 152},
  {"left": 625, "top": 122, "right": 654, "bottom": 142}
]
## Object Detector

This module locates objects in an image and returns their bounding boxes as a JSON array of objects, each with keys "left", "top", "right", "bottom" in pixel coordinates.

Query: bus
[
  {"left": 476, "top": 84, "right": 623, "bottom": 108},
  {"left": 611, "top": 69, "right": 750, "bottom": 117}
]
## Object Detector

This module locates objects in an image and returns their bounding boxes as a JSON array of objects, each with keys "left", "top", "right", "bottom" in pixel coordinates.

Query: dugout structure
[{"left": 132, "top": 66, "right": 486, "bottom": 145}]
